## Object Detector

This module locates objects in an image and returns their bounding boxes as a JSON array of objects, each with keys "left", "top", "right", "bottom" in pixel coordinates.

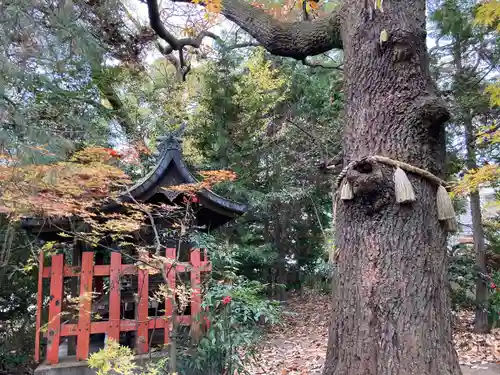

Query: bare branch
[
  {"left": 226, "top": 41, "right": 261, "bottom": 50},
  {"left": 285, "top": 118, "right": 320, "bottom": 143},
  {"left": 156, "top": 31, "right": 259, "bottom": 80},
  {"left": 147, "top": 0, "right": 186, "bottom": 51},
  {"left": 156, "top": 30, "right": 220, "bottom": 55},
  {"left": 160, "top": 49, "right": 191, "bottom": 81},
  {"left": 147, "top": 0, "right": 342, "bottom": 61}
]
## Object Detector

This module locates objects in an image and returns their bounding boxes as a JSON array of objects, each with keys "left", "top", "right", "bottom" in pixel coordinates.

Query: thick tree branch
[
  {"left": 227, "top": 41, "right": 261, "bottom": 50},
  {"left": 302, "top": 57, "right": 343, "bottom": 70},
  {"left": 157, "top": 35, "right": 260, "bottom": 81},
  {"left": 147, "top": 0, "right": 342, "bottom": 61},
  {"left": 216, "top": 0, "right": 342, "bottom": 58},
  {"left": 156, "top": 30, "right": 220, "bottom": 55}
]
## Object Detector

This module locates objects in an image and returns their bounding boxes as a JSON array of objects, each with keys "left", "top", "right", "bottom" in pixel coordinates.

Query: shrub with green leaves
[
  {"left": 448, "top": 245, "right": 477, "bottom": 310},
  {"left": 488, "top": 270, "right": 500, "bottom": 328},
  {"left": 301, "top": 258, "right": 335, "bottom": 294},
  {"left": 183, "top": 277, "right": 281, "bottom": 375}
]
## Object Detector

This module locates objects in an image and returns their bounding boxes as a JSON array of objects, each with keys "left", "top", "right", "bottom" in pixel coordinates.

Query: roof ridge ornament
[{"left": 154, "top": 122, "right": 187, "bottom": 159}]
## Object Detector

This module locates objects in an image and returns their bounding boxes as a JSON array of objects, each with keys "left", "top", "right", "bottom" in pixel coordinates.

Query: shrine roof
[
  {"left": 102, "top": 128, "right": 246, "bottom": 223},
  {"left": 21, "top": 125, "right": 246, "bottom": 235}
]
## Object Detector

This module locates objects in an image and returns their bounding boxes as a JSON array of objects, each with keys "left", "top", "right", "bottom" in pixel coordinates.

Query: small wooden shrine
[{"left": 23, "top": 127, "right": 246, "bottom": 366}]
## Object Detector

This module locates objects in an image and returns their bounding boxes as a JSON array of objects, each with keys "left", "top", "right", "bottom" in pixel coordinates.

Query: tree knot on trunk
[
  {"left": 345, "top": 158, "right": 384, "bottom": 196},
  {"left": 414, "top": 95, "right": 450, "bottom": 127},
  {"left": 341, "top": 157, "right": 391, "bottom": 214},
  {"left": 382, "top": 29, "right": 425, "bottom": 62}
]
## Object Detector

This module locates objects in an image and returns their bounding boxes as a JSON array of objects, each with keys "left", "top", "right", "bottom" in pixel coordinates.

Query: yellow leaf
[
  {"left": 485, "top": 82, "right": 500, "bottom": 107},
  {"left": 205, "top": 0, "right": 221, "bottom": 13},
  {"left": 380, "top": 29, "right": 389, "bottom": 43},
  {"left": 374, "top": 0, "right": 383, "bottom": 11},
  {"left": 308, "top": 0, "right": 319, "bottom": 10},
  {"left": 101, "top": 98, "right": 113, "bottom": 109},
  {"left": 453, "top": 164, "right": 500, "bottom": 196},
  {"left": 474, "top": 0, "right": 500, "bottom": 32}
]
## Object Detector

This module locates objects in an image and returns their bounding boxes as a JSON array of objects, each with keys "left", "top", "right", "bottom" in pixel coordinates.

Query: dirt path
[{"left": 246, "top": 293, "right": 500, "bottom": 375}]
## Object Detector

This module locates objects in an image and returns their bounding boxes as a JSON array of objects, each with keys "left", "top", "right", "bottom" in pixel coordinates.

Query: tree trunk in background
[
  {"left": 274, "top": 207, "right": 287, "bottom": 301},
  {"left": 464, "top": 115, "right": 489, "bottom": 333},
  {"left": 323, "top": 0, "right": 461, "bottom": 373},
  {"left": 264, "top": 219, "right": 276, "bottom": 299},
  {"left": 450, "top": 30, "right": 489, "bottom": 334}
]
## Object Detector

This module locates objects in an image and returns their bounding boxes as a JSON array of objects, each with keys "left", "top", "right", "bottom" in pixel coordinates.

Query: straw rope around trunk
[{"left": 329, "top": 155, "right": 457, "bottom": 234}]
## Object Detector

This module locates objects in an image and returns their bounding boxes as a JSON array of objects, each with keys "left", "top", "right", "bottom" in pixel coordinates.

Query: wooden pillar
[
  {"left": 76, "top": 252, "right": 94, "bottom": 360},
  {"left": 34, "top": 250, "right": 44, "bottom": 363},
  {"left": 94, "top": 252, "right": 104, "bottom": 296},
  {"left": 190, "top": 249, "right": 201, "bottom": 341},
  {"left": 136, "top": 251, "right": 149, "bottom": 354},
  {"left": 108, "top": 251, "right": 121, "bottom": 342},
  {"left": 68, "top": 243, "right": 82, "bottom": 356},
  {"left": 164, "top": 248, "right": 176, "bottom": 345},
  {"left": 46, "top": 254, "right": 64, "bottom": 364}
]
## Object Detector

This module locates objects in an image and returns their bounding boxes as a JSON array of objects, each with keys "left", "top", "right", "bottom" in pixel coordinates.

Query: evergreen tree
[{"left": 431, "top": 0, "right": 499, "bottom": 332}]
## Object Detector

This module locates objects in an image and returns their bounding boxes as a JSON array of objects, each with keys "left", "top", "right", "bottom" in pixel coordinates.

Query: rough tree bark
[
  {"left": 146, "top": 0, "right": 462, "bottom": 373},
  {"left": 322, "top": 0, "right": 460, "bottom": 372}
]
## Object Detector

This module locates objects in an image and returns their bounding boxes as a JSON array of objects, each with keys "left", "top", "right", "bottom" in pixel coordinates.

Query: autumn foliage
[
  {"left": 453, "top": 164, "right": 500, "bottom": 197},
  {"left": 167, "top": 170, "right": 237, "bottom": 194},
  {"left": 0, "top": 146, "right": 238, "bottom": 227},
  {"left": 0, "top": 147, "right": 130, "bottom": 219}
]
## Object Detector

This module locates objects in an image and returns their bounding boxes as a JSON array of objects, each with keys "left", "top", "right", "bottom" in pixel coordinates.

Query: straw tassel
[
  {"left": 340, "top": 179, "right": 354, "bottom": 200},
  {"left": 436, "top": 185, "right": 456, "bottom": 221},
  {"left": 444, "top": 217, "right": 458, "bottom": 233},
  {"left": 393, "top": 167, "right": 416, "bottom": 203}
]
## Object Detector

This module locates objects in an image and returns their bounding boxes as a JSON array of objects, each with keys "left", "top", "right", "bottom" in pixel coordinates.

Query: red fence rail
[{"left": 35, "top": 248, "right": 211, "bottom": 365}]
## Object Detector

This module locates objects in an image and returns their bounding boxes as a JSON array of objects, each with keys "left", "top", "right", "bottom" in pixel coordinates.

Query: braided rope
[
  {"left": 333, "top": 155, "right": 447, "bottom": 189},
  {"left": 329, "top": 155, "right": 457, "bottom": 255}
]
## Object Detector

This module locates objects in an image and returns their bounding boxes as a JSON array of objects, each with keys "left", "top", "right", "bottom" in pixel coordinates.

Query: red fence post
[
  {"left": 46, "top": 254, "right": 64, "bottom": 364},
  {"left": 190, "top": 249, "right": 201, "bottom": 340},
  {"left": 164, "top": 248, "right": 176, "bottom": 346},
  {"left": 108, "top": 252, "right": 121, "bottom": 342},
  {"left": 136, "top": 251, "right": 149, "bottom": 354},
  {"left": 76, "top": 252, "right": 94, "bottom": 360},
  {"left": 34, "top": 251, "right": 44, "bottom": 363}
]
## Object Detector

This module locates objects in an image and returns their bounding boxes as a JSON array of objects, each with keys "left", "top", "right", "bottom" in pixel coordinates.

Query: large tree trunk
[
  {"left": 323, "top": 0, "right": 461, "bottom": 374},
  {"left": 464, "top": 115, "right": 489, "bottom": 333}
]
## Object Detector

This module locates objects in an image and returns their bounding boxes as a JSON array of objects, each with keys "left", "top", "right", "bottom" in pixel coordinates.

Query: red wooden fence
[{"left": 35, "top": 248, "right": 211, "bottom": 364}]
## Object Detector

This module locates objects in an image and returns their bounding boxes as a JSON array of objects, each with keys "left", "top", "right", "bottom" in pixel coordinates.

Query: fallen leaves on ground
[
  {"left": 245, "top": 292, "right": 500, "bottom": 375},
  {"left": 453, "top": 310, "right": 500, "bottom": 366},
  {"left": 246, "top": 291, "right": 330, "bottom": 375}
]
